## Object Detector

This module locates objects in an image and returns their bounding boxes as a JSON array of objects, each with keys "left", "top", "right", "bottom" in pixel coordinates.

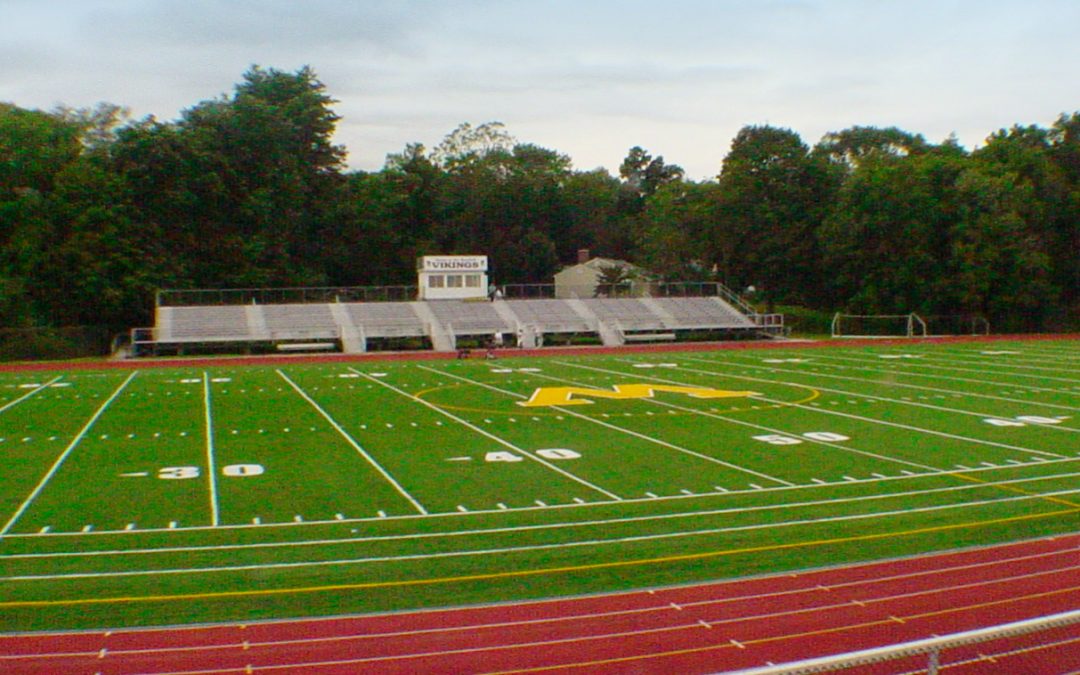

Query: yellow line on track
[
  {"left": 485, "top": 583, "right": 1080, "bottom": 673},
  {"left": 2, "top": 505, "right": 1075, "bottom": 609}
]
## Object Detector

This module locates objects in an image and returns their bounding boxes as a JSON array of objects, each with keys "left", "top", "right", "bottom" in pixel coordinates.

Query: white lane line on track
[
  {"left": 6, "top": 570, "right": 1077, "bottom": 670},
  {"left": 4, "top": 534, "right": 1077, "bottom": 647}
]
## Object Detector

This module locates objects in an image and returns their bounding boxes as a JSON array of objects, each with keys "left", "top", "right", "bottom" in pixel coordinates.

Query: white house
[{"left": 553, "top": 250, "right": 651, "bottom": 299}]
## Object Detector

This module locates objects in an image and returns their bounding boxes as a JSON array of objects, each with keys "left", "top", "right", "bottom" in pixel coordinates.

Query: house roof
[{"left": 558, "top": 257, "right": 645, "bottom": 275}]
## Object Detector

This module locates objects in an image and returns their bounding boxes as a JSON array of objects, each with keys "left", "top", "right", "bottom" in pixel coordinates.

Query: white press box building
[{"left": 416, "top": 255, "right": 489, "bottom": 300}]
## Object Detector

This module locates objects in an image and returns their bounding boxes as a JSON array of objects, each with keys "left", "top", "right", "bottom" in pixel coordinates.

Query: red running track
[{"left": 1, "top": 533, "right": 1078, "bottom": 674}]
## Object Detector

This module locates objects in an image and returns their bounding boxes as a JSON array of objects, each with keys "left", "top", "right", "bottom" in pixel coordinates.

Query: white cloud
[{"left": 1, "top": 0, "right": 1078, "bottom": 178}]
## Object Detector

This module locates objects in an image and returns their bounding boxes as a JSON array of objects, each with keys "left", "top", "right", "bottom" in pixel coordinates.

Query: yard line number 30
[{"left": 158, "top": 464, "right": 265, "bottom": 479}]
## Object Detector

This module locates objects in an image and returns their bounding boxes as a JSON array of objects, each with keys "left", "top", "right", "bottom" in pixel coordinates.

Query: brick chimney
[{"left": 577, "top": 248, "right": 590, "bottom": 265}]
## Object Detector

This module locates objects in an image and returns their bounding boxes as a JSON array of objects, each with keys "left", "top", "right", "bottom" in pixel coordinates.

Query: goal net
[
  {"left": 831, "top": 313, "right": 928, "bottom": 338},
  {"left": 921, "top": 314, "right": 990, "bottom": 336}
]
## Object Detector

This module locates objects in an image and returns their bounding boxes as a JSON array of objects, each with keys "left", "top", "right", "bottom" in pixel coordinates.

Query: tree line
[{"left": 1, "top": 66, "right": 1077, "bottom": 337}]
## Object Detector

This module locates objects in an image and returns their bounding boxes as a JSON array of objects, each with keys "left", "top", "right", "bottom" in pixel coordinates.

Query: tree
[
  {"left": 715, "top": 125, "right": 831, "bottom": 307},
  {"left": 560, "top": 168, "right": 623, "bottom": 260},
  {"left": 1048, "top": 112, "right": 1080, "bottom": 314},
  {"left": 636, "top": 181, "right": 720, "bottom": 281},
  {"left": 113, "top": 65, "right": 345, "bottom": 288},
  {"left": 818, "top": 147, "right": 965, "bottom": 314},
  {"left": 430, "top": 121, "right": 515, "bottom": 171},
  {"left": 813, "top": 126, "right": 927, "bottom": 171},
  {"left": 948, "top": 165, "right": 1057, "bottom": 330},
  {"left": 618, "top": 146, "right": 684, "bottom": 200},
  {"left": 0, "top": 104, "right": 82, "bottom": 200}
]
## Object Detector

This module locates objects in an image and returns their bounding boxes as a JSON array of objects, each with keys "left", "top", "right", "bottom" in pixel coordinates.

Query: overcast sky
[{"left": 2, "top": 0, "right": 1078, "bottom": 179}]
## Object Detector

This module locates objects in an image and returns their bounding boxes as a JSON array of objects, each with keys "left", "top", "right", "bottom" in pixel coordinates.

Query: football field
[{"left": 1, "top": 338, "right": 1077, "bottom": 632}]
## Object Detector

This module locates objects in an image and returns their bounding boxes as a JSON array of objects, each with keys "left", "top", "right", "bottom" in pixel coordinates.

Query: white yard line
[
  {"left": 202, "top": 373, "right": 221, "bottom": 527},
  {"left": 6, "top": 470, "right": 1078, "bottom": 563},
  {"left": 554, "top": 361, "right": 948, "bottom": 475},
  {"left": 674, "top": 356, "right": 1080, "bottom": 433},
  {"left": 352, "top": 367, "right": 623, "bottom": 501},
  {"left": 420, "top": 365, "right": 794, "bottom": 488},
  {"left": 0, "top": 376, "right": 64, "bottom": 414},
  {"left": 0, "top": 371, "right": 138, "bottom": 538},
  {"left": 276, "top": 369, "right": 428, "bottom": 516},
  {"left": 760, "top": 351, "right": 1080, "bottom": 397},
  {"left": 802, "top": 352, "right": 1080, "bottom": 389},
  {"left": 7, "top": 487, "right": 1080, "bottom": 582},
  {"left": 630, "top": 359, "right": 1068, "bottom": 461}
]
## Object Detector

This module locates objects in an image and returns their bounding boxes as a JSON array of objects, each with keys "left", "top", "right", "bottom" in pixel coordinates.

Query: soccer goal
[{"left": 831, "top": 313, "right": 928, "bottom": 338}]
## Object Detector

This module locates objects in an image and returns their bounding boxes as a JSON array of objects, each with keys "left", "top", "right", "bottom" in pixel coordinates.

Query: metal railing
[
  {"left": 157, "top": 286, "right": 419, "bottom": 307},
  {"left": 731, "top": 609, "right": 1080, "bottom": 674}
]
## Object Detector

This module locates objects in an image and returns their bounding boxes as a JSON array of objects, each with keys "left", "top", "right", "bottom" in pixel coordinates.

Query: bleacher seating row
[{"left": 149, "top": 296, "right": 761, "bottom": 352}]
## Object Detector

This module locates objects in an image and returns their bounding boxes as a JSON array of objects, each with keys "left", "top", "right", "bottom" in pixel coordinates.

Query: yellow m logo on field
[{"left": 517, "top": 384, "right": 759, "bottom": 407}]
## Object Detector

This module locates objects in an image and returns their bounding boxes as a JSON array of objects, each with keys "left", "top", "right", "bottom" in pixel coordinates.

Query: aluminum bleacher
[
  {"left": 648, "top": 296, "right": 755, "bottom": 329},
  {"left": 137, "top": 284, "right": 776, "bottom": 355},
  {"left": 579, "top": 298, "right": 667, "bottom": 331},
  {"left": 159, "top": 306, "right": 256, "bottom": 342},
  {"left": 344, "top": 302, "right": 426, "bottom": 338},
  {"left": 426, "top": 300, "right": 514, "bottom": 336},
  {"left": 261, "top": 304, "right": 339, "bottom": 340},
  {"left": 503, "top": 299, "right": 592, "bottom": 334}
]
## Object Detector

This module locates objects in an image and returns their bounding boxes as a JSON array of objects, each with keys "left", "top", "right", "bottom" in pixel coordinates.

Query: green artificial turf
[{"left": 0, "top": 338, "right": 1077, "bottom": 631}]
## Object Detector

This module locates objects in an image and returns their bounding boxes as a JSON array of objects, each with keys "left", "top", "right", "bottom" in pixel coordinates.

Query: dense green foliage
[{"left": 1, "top": 66, "right": 1076, "bottom": 334}]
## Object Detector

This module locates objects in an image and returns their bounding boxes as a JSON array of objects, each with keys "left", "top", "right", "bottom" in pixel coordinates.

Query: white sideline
[
  {"left": 4, "top": 470, "right": 1079, "bottom": 561},
  {"left": 8, "top": 486, "right": 1080, "bottom": 581}
]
